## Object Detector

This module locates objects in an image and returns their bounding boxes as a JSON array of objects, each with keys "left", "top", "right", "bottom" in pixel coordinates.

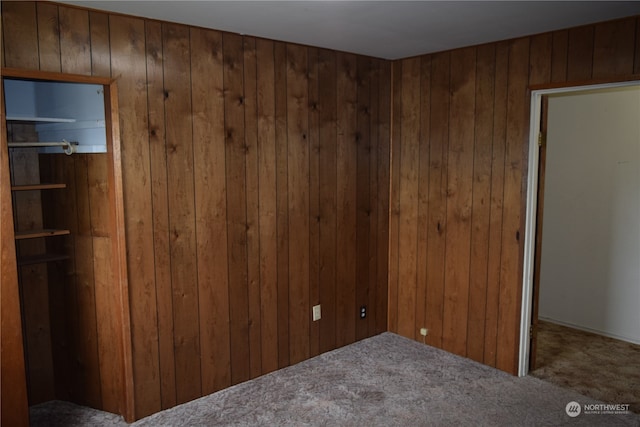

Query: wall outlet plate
[
  {"left": 419, "top": 328, "right": 428, "bottom": 337},
  {"left": 312, "top": 304, "right": 321, "bottom": 321}
]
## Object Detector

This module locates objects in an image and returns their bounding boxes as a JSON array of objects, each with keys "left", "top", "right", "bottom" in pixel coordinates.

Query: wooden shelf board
[
  {"left": 6, "top": 116, "right": 76, "bottom": 123},
  {"left": 17, "top": 253, "right": 69, "bottom": 266},
  {"left": 11, "top": 183, "right": 67, "bottom": 191},
  {"left": 14, "top": 229, "right": 71, "bottom": 240}
]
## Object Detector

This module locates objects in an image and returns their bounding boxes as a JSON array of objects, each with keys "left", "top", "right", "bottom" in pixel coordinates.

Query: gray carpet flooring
[{"left": 30, "top": 332, "right": 640, "bottom": 427}]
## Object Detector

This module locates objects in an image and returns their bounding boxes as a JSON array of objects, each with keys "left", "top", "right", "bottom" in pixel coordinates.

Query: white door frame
[{"left": 517, "top": 79, "right": 640, "bottom": 377}]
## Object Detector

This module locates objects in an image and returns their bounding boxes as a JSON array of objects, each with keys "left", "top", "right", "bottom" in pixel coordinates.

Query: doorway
[{"left": 519, "top": 79, "right": 640, "bottom": 377}]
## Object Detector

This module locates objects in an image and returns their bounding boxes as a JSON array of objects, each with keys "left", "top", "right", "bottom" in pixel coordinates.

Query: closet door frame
[{"left": 0, "top": 67, "right": 134, "bottom": 423}]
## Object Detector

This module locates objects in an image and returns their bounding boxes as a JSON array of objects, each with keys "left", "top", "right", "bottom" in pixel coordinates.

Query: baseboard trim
[{"left": 538, "top": 317, "right": 640, "bottom": 345}]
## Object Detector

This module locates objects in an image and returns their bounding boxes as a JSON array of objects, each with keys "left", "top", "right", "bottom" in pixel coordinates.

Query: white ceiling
[{"left": 62, "top": 1, "right": 640, "bottom": 59}]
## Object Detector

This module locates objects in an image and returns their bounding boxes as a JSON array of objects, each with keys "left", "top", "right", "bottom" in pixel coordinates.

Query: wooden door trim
[{"left": 518, "top": 77, "right": 640, "bottom": 376}]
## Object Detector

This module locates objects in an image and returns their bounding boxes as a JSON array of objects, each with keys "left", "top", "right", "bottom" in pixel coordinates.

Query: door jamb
[{"left": 518, "top": 79, "right": 640, "bottom": 377}]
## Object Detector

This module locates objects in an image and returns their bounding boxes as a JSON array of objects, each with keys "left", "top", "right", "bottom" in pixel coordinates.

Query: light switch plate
[{"left": 312, "top": 304, "right": 321, "bottom": 321}]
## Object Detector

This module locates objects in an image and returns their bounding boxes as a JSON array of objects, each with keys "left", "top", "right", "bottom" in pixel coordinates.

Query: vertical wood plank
[
  {"left": 635, "top": 18, "right": 640, "bottom": 74},
  {"left": 466, "top": 44, "right": 495, "bottom": 363},
  {"left": 567, "top": 26, "right": 594, "bottom": 81},
  {"left": 497, "top": 37, "right": 530, "bottom": 374},
  {"left": 355, "top": 56, "right": 371, "bottom": 341},
  {"left": 425, "top": 52, "right": 450, "bottom": 347},
  {"left": 318, "top": 49, "right": 338, "bottom": 353},
  {"left": 592, "top": 19, "right": 636, "bottom": 78},
  {"left": 256, "top": 39, "right": 279, "bottom": 374},
  {"left": 163, "top": 23, "right": 201, "bottom": 402},
  {"left": 375, "top": 61, "right": 391, "bottom": 335},
  {"left": 335, "top": 52, "right": 358, "bottom": 347},
  {"left": 368, "top": 60, "right": 380, "bottom": 336},
  {"left": 442, "top": 47, "right": 476, "bottom": 356},
  {"left": 415, "top": 56, "right": 430, "bottom": 340},
  {"left": 0, "top": 74, "right": 30, "bottom": 427},
  {"left": 59, "top": 6, "right": 91, "bottom": 75},
  {"left": 243, "top": 36, "right": 263, "bottom": 378},
  {"left": 286, "top": 44, "right": 310, "bottom": 364},
  {"left": 551, "top": 30, "right": 568, "bottom": 83},
  {"left": 274, "top": 41, "right": 290, "bottom": 369},
  {"left": 397, "top": 57, "right": 421, "bottom": 339},
  {"left": 190, "top": 27, "right": 231, "bottom": 395},
  {"left": 144, "top": 20, "right": 176, "bottom": 409},
  {"left": 110, "top": 14, "right": 161, "bottom": 419},
  {"left": 308, "top": 47, "right": 321, "bottom": 357},
  {"left": 2, "top": 1, "right": 39, "bottom": 69},
  {"left": 529, "top": 33, "right": 552, "bottom": 86},
  {"left": 89, "top": 11, "right": 111, "bottom": 77},
  {"left": 223, "top": 32, "right": 251, "bottom": 384},
  {"left": 484, "top": 41, "right": 509, "bottom": 367},
  {"left": 387, "top": 61, "right": 402, "bottom": 334},
  {"left": 36, "top": 2, "right": 61, "bottom": 73}
]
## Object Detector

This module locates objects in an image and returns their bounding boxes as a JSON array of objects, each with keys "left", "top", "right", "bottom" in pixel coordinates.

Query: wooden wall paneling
[
  {"left": 367, "top": 59, "right": 380, "bottom": 336},
  {"left": 466, "top": 44, "right": 496, "bottom": 363},
  {"left": 36, "top": 2, "right": 61, "bottom": 72},
  {"left": 41, "top": 154, "right": 81, "bottom": 402},
  {"left": 243, "top": 36, "right": 263, "bottom": 378},
  {"left": 442, "top": 47, "right": 476, "bottom": 356},
  {"left": 335, "top": 52, "right": 357, "bottom": 347},
  {"left": 529, "top": 34, "right": 552, "bottom": 86},
  {"left": 308, "top": 47, "right": 321, "bottom": 358},
  {"left": 635, "top": 18, "right": 640, "bottom": 74},
  {"left": 59, "top": 6, "right": 91, "bottom": 75},
  {"left": 317, "top": 49, "right": 338, "bottom": 354},
  {"left": 59, "top": 10, "right": 106, "bottom": 407},
  {"left": 387, "top": 61, "right": 402, "bottom": 333},
  {"left": 1, "top": 72, "right": 30, "bottom": 427},
  {"left": 496, "top": 37, "right": 530, "bottom": 374},
  {"left": 355, "top": 56, "right": 371, "bottom": 341},
  {"left": 72, "top": 157, "right": 102, "bottom": 408},
  {"left": 286, "top": 44, "right": 310, "bottom": 364},
  {"left": 163, "top": 23, "right": 201, "bottom": 402},
  {"left": 1, "top": 1, "right": 39, "bottom": 69},
  {"left": 109, "top": 14, "right": 161, "bottom": 419},
  {"left": 88, "top": 148, "right": 125, "bottom": 414},
  {"left": 550, "top": 30, "right": 568, "bottom": 83},
  {"left": 256, "top": 38, "right": 279, "bottom": 374},
  {"left": 2, "top": 1, "right": 47, "bottom": 409},
  {"left": 223, "top": 32, "right": 251, "bottom": 384},
  {"left": 414, "top": 56, "right": 430, "bottom": 340},
  {"left": 396, "top": 57, "right": 420, "bottom": 339},
  {"left": 483, "top": 41, "right": 509, "bottom": 367},
  {"left": 592, "top": 19, "right": 636, "bottom": 78},
  {"left": 11, "top": 149, "right": 55, "bottom": 405},
  {"left": 39, "top": 156, "right": 72, "bottom": 402},
  {"left": 424, "top": 52, "right": 450, "bottom": 347},
  {"left": 190, "top": 26, "right": 231, "bottom": 396},
  {"left": 375, "top": 61, "right": 391, "bottom": 335},
  {"left": 144, "top": 20, "right": 176, "bottom": 409},
  {"left": 89, "top": 11, "right": 111, "bottom": 77},
  {"left": 274, "top": 41, "right": 290, "bottom": 369},
  {"left": 567, "top": 26, "right": 594, "bottom": 81}
]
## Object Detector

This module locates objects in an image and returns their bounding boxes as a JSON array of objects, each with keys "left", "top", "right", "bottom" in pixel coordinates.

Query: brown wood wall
[
  {"left": 388, "top": 16, "right": 640, "bottom": 374},
  {"left": 1, "top": 1, "right": 390, "bottom": 420}
]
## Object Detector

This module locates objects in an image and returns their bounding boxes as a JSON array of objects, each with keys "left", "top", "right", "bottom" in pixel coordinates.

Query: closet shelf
[
  {"left": 17, "top": 253, "right": 69, "bottom": 266},
  {"left": 14, "top": 229, "right": 71, "bottom": 240},
  {"left": 6, "top": 116, "right": 76, "bottom": 123},
  {"left": 11, "top": 183, "right": 67, "bottom": 191}
]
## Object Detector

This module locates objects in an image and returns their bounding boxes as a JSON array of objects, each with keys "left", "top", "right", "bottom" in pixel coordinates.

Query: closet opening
[{"left": 1, "top": 68, "right": 134, "bottom": 421}]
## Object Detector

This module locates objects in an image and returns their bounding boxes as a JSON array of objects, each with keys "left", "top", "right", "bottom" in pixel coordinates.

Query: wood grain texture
[
  {"left": 388, "top": 16, "right": 640, "bottom": 375},
  {"left": 1, "top": 70, "right": 30, "bottom": 427}
]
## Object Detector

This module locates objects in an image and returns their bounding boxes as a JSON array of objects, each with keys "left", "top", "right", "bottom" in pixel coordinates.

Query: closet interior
[{"left": 2, "top": 68, "right": 132, "bottom": 417}]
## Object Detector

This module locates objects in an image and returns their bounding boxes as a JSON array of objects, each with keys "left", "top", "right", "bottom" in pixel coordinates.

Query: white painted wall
[{"left": 539, "top": 86, "right": 640, "bottom": 344}]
